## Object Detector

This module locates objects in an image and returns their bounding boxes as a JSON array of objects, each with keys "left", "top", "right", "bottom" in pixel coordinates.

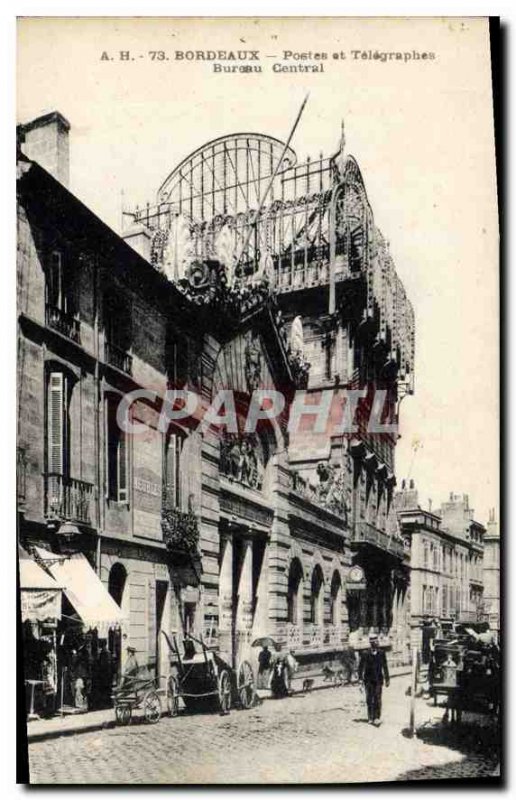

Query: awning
[
  {"left": 34, "top": 547, "right": 126, "bottom": 635},
  {"left": 19, "top": 546, "right": 62, "bottom": 622}
]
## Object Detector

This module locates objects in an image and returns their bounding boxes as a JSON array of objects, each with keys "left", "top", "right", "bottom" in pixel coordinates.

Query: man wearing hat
[
  {"left": 119, "top": 646, "right": 140, "bottom": 689},
  {"left": 358, "top": 634, "right": 390, "bottom": 725}
]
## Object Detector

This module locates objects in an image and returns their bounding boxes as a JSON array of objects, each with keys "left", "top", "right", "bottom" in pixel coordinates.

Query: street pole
[{"left": 408, "top": 646, "right": 419, "bottom": 737}]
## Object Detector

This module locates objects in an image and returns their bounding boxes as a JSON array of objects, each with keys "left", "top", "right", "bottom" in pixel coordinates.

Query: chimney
[
  {"left": 122, "top": 223, "right": 152, "bottom": 262},
  {"left": 17, "top": 111, "right": 70, "bottom": 187}
]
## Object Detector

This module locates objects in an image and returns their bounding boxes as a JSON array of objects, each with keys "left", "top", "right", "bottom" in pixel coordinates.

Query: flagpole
[{"left": 236, "top": 93, "right": 309, "bottom": 269}]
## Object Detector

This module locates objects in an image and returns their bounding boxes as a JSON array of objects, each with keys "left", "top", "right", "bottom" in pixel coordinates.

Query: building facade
[
  {"left": 482, "top": 509, "right": 500, "bottom": 636},
  {"left": 396, "top": 482, "right": 486, "bottom": 655},
  {"left": 17, "top": 112, "right": 416, "bottom": 694}
]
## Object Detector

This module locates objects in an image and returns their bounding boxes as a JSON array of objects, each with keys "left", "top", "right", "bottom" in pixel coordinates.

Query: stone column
[
  {"left": 235, "top": 536, "right": 254, "bottom": 665},
  {"left": 218, "top": 532, "right": 233, "bottom": 663}
]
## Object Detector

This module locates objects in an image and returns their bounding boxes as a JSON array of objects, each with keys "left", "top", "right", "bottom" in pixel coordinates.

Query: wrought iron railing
[
  {"left": 352, "top": 520, "right": 405, "bottom": 559},
  {"left": 104, "top": 341, "right": 133, "bottom": 375},
  {"left": 45, "top": 473, "right": 93, "bottom": 524},
  {"left": 46, "top": 304, "right": 81, "bottom": 343}
]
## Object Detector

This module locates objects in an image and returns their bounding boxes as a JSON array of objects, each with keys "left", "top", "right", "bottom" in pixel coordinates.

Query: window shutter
[
  {"left": 48, "top": 372, "right": 64, "bottom": 474},
  {"left": 117, "top": 428, "right": 128, "bottom": 503}
]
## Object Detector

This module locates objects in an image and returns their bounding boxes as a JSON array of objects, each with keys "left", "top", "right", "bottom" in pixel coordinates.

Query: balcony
[
  {"left": 46, "top": 304, "right": 81, "bottom": 343},
  {"left": 45, "top": 473, "right": 93, "bottom": 525},
  {"left": 351, "top": 520, "right": 405, "bottom": 559},
  {"left": 104, "top": 341, "right": 133, "bottom": 375}
]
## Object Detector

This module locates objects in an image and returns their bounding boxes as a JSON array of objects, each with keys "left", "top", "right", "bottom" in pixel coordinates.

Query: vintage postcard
[{"left": 16, "top": 16, "right": 500, "bottom": 784}]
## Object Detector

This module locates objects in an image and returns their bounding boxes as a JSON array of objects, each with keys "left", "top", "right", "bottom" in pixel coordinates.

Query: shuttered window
[
  {"left": 106, "top": 395, "right": 129, "bottom": 503},
  {"left": 47, "top": 371, "right": 68, "bottom": 475},
  {"left": 164, "top": 431, "right": 182, "bottom": 508}
]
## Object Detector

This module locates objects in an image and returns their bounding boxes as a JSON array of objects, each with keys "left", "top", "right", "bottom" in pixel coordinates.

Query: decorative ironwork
[
  {"left": 46, "top": 304, "right": 81, "bottom": 343},
  {"left": 45, "top": 473, "right": 93, "bottom": 525},
  {"left": 128, "top": 128, "right": 415, "bottom": 391},
  {"left": 104, "top": 341, "right": 133, "bottom": 375}
]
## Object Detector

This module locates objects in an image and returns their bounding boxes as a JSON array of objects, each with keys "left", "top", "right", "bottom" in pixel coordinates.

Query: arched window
[
  {"left": 330, "top": 570, "right": 342, "bottom": 626},
  {"left": 310, "top": 565, "right": 324, "bottom": 626},
  {"left": 287, "top": 558, "right": 303, "bottom": 626}
]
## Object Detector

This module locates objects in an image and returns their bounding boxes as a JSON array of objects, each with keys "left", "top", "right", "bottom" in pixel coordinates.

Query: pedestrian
[
  {"left": 95, "top": 639, "right": 113, "bottom": 709},
  {"left": 358, "top": 634, "right": 390, "bottom": 725},
  {"left": 119, "top": 646, "right": 140, "bottom": 689},
  {"left": 40, "top": 643, "right": 57, "bottom": 718},
  {"left": 257, "top": 645, "right": 272, "bottom": 690},
  {"left": 270, "top": 656, "right": 289, "bottom": 698}
]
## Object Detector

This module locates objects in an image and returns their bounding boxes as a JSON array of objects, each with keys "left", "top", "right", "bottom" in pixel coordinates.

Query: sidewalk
[{"left": 27, "top": 666, "right": 412, "bottom": 743}]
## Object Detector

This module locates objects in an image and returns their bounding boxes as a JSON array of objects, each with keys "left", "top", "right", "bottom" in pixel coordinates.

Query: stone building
[
  {"left": 17, "top": 113, "right": 416, "bottom": 688},
  {"left": 482, "top": 509, "right": 500, "bottom": 637},
  {"left": 396, "top": 482, "right": 486, "bottom": 655},
  {"left": 125, "top": 127, "right": 415, "bottom": 668}
]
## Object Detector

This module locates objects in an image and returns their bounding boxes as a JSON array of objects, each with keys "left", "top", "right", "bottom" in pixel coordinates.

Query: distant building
[
  {"left": 396, "top": 483, "right": 486, "bottom": 656},
  {"left": 482, "top": 509, "right": 500, "bottom": 636}
]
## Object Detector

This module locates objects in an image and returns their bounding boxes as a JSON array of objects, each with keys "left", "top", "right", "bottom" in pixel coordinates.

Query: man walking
[{"left": 358, "top": 634, "right": 390, "bottom": 725}]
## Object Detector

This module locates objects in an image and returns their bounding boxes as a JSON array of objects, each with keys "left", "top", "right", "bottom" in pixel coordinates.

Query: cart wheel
[
  {"left": 218, "top": 669, "right": 232, "bottom": 714},
  {"left": 238, "top": 660, "right": 255, "bottom": 709},
  {"left": 143, "top": 692, "right": 161, "bottom": 724},
  {"left": 116, "top": 705, "right": 131, "bottom": 726},
  {"left": 167, "top": 675, "right": 179, "bottom": 718}
]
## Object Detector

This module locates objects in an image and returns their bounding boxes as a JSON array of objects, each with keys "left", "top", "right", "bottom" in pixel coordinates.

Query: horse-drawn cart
[
  {"left": 164, "top": 632, "right": 256, "bottom": 716},
  {"left": 429, "top": 626, "right": 500, "bottom": 723}
]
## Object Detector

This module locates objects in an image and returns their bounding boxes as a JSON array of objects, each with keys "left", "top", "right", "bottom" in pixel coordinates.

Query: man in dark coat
[{"left": 358, "top": 635, "right": 390, "bottom": 725}]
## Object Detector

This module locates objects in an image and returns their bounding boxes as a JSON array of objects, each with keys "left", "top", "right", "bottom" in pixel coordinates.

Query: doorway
[{"left": 155, "top": 580, "right": 169, "bottom": 681}]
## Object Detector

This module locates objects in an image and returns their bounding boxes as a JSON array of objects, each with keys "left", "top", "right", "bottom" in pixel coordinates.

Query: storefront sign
[
  {"left": 132, "top": 406, "right": 162, "bottom": 540},
  {"left": 21, "top": 589, "right": 61, "bottom": 622}
]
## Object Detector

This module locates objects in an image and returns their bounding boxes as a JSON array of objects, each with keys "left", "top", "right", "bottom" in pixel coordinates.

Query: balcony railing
[
  {"left": 323, "top": 624, "right": 343, "bottom": 648},
  {"left": 46, "top": 305, "right": 81, "bottom": 343},
  {"left": 104, "top": 341, "right": 133, "bottom": 375},
  {"left": 286, "top": 623, "right": 302, "bottom": 650},
  {"left": 352, "top": 520, "right": 405, "bottom": 559},
  {"left": 45, "top": 473, "right": 93, "bottom": 525},
  {"left": 302, "top": 623, "right": 323, "bottom": 649}
]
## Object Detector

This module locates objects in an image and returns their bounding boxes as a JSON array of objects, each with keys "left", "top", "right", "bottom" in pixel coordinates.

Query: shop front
[
  {"left": 33, "top": 546, "right": 126, "bottom": 713},
  {"left": 19, "top": 546, "right": 62, "bottom": 719}
]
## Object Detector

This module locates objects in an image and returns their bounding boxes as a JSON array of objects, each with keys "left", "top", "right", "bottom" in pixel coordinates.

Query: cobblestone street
[{"left": 28, "top": 678, "right": 500, "bottom": 784}]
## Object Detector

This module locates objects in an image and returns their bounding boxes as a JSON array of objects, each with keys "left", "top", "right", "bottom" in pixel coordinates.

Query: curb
[{"left": 28, "top": 670, "right": 412, "bottom": 744}]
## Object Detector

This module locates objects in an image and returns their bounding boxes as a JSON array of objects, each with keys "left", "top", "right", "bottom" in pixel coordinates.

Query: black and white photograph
[{"left": 15, "top": 15, "right": 501, "bottom": 785}]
